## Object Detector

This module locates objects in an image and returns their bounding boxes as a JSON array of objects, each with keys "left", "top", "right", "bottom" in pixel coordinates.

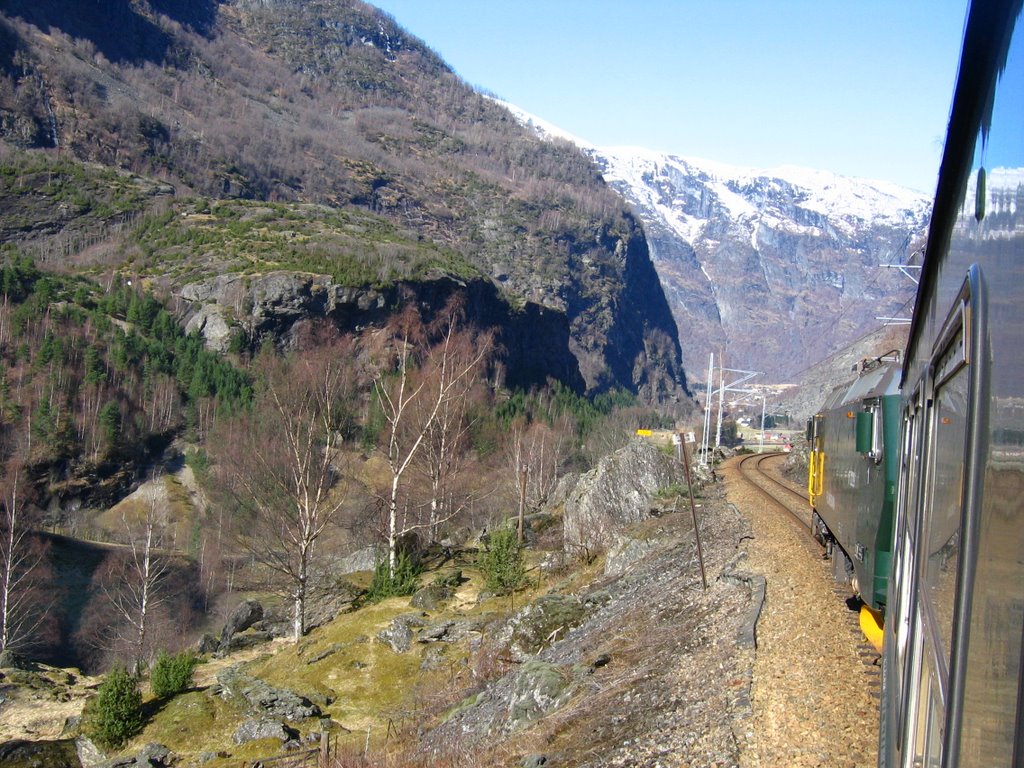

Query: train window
[
  {"left": 924, "top": 333, "right": 969, "bottom": 681},
  {"left": 856, "top": 403, "right": 885, "bottom": 462},
  {"left": 910, "top": 644, "right": 947, "bottom": 768},
  {"left": 893, "top": 396, "right": 925, "bottom": 738}
]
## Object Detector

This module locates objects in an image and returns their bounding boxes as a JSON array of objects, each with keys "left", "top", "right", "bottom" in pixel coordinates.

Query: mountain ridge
[
  {"left": 0, "top": 0, "right": 689, "bottom": 403},
  {"left": 500, "top": 101, "right": 931, "bottom": 382}
]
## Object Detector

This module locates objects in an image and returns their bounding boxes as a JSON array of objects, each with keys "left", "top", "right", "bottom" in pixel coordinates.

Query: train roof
[{"left": 819, "top": 359, "right": 901, "bottom": 412}]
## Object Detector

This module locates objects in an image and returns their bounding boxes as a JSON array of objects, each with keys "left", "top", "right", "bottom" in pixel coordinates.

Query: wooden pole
[{"left": 680, "top": 433, "right": 708, "bottom": 591}]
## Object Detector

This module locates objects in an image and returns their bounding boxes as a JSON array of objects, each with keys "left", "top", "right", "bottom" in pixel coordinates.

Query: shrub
[
  {"left": 84, "top": 667, "right": 143, "bottom": 749},
  {"left": 150, "top": 649, "right": 198, "bottom": 698},
  {"left": 480, "top": 526, "right": 525, "bottom": 595},
  {"left": 366, "top": 550, "right": 421, "bottom": 601}
]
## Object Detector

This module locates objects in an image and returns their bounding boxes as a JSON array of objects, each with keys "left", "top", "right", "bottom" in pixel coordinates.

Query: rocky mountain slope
[
  {"left": 0, "top": 0, "right": 688, "bottom": 403},
  {"left": 504, "top": 104, "right": 930, "bottom": 384}
]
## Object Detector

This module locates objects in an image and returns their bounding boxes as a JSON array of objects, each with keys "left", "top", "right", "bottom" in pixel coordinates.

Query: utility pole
[
  {"left": 676, "top": 431, "right": 707, "bottom": 591},
  {"left": 760, "top": 395, "right": 766, "bottom": 453},
  {"left": 700, "top": 353, "right": 714, "bottom": 466}
]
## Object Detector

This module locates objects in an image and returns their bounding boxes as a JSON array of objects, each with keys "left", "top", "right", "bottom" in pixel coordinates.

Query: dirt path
[{"left": 721, "top": 457, "right": 879, "bottom": 768}]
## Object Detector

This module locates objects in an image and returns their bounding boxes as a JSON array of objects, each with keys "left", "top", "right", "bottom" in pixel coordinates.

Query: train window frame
[{"left": 892, "top": 389, "right": 926, "bottom": 757}]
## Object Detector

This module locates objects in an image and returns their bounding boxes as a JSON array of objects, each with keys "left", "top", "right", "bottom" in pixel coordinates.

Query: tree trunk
[
  {"left": 517, "top": 467, "right": 528, "bottom": 544},
  {"left": 293, "top": 545, "right": 308, "bottom": 643},
  {"left": 388, "top": 476, "right": 400, "bottom": 574}
]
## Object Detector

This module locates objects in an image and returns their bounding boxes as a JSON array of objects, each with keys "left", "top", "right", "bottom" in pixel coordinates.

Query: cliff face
[
  {"left": 179, "top": 272, "right": 587, "bottom": 392},
  {"left": 0, "top": 0, "right": 690, "bottom": 403}
]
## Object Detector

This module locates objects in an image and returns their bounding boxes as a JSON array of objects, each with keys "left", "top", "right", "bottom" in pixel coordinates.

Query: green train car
[{"left": 807, "top": 355, "right": 902, "bottom": 625}]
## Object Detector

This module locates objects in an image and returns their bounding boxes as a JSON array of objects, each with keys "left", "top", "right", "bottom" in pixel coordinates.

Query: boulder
[
  {"left": 507, "top": 660, "right": 572, "bottom": 731},
  {"left": 184, "top": 305, "right": 232, "bottom": 352},
  {"left": 505, "top": 594, "right": 589, "bottom": 662},
  {"left": 331, "top": 545, "right": 380, "bottom": 575},
  {"left": 75, "top": 736, "right": 106, "bottom": 767},
  {"left": 417, "top": 619, "right": 475, "bottom": 644},
  {"left": 94, "top": 742, "right": 175, "bottom": 767},
  {"left": 218, "top": 600, "right": 263, "bottom": 650},
  {"left": 216, "top": 667, "right": 321, "bottom": 721},
  {"left": 233, "top": 718, "right": 299, "bottom": 745},
  {"left": 562, "top": 438, "right": 681, "bottom": 557},
  {"left": 376, "top": 613, "right": 426, "bottom": 653},
  {"left": 410, "top": 583, "right": 453, "bottom": 610},
  {"left": 197, "top": 633, "right": 219, "bottom": 654}
]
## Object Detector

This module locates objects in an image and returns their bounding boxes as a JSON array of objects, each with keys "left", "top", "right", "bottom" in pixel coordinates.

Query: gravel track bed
[{"left": 723, "top": 455, "right": 880, "bottom": 768}]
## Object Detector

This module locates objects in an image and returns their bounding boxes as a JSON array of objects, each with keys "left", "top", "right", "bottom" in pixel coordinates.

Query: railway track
[
  {"left": 737, "top": 451, "right": 812, "bottom": 533},
  {"left": 733, "top": 451, "right": 883, "bottom": 692}
]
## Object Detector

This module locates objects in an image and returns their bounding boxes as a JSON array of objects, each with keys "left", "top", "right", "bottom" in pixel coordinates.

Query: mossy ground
[{"left": 106, "top": 554, "right": 555, "bottom": 765}]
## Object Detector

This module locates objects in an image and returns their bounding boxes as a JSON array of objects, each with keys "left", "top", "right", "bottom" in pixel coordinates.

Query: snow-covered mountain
[{"left": 501, "top": 102, "right": 932, "bottom": 383}]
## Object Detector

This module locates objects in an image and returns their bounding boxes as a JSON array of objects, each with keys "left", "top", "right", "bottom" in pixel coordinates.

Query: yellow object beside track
[{"left": 860, "top": 605, "right": 884, "bottom": 653}]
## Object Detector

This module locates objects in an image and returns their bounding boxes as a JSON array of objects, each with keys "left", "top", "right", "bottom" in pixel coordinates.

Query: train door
[{"left": 884, "top": 386, "right": 925, "bottom": 766}]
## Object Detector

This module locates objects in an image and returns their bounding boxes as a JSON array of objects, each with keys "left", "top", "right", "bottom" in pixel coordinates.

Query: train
[
  {"left": 807, "top": 1, "right": 1024, "bottom": 765},
  {"left": 806, "top": 352, "right": 901, "bottom": 650}
]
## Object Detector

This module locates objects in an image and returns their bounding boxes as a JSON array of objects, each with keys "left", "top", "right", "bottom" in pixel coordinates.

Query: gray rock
[
  {"left": 216, "top": 667, "right": 321, "bottom": 721},
  {"left": 219, "top": 630, "right": 273, "bottom": 654},
  {"left": 197, "top": 632, "right": 219, "bottom": 654},
  {"left": 603, "top": 532, "right": 661, "bottom": 577},
  {"left": 417, "top": 618, "right": 475, "bottom": 644},
  {"left": 376, "top": 613, "right": 426, "bottom": 653},
  {"left": 331, "top": 545, "right": 380, "bottom": 575},
  {"left": 219, "top": 600, "right": 263, "bottom": 650},
  {"left": 410, "top": 583, "right": 453, "bottom": 610},
  {"left": 563, "top": 439, "right": 681, "bottom": 557},
  {"left": 508, "top": 660, "right": 572, "bottom": 731},
  {"left": 302, "top": 580, "right": 363, "bottom": 631},
  {"left": 136, "top": 743, "right": 174, "bottom": 766},
  {"left": 233, "top": 718, "right": 299, "bottom": 745},
  {"left": 184, "top": 305, "right": 232, "bottom": 352},
  {"left": 75, "top": 735, "right": 106, "bottom": 767},
  {"left": 94, "top": 742, "right": 175, "bottom": 767},
  {"left": 505, "top": 595, "right": 589, "bottom": 662}
]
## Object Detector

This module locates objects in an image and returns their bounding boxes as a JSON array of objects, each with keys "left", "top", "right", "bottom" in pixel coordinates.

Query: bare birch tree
[
  {"left": 374, "top": 299, "right": 492, "bottom": 573},
  {"left": 96, "top": 484, "right": 171, "bottom": 672},
  {"left": 506, "top": 416, "right": 573, "bottom": 542},
  {"left": 414, "top": 323, "right": 492, "bottom": 543},
  {"left": 0, "top": 456, "right": 50, "bottom": 655},
  {"left": 215, "top": 341, "right": 357, "bottom": 642}
]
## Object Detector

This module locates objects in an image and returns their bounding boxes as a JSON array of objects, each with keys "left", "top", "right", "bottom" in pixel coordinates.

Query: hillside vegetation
[
  {"left": 0, "top": 0, "right": 688, "bottom": 399},
  {"left": 0, "top": 3, "right": 699, "bottom": 764}
]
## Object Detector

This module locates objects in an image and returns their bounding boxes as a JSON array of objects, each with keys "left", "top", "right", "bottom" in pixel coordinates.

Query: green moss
[
  {"left": 246, "top": 598, "right": 427, "bottom": 729},
  {"left": 135, "top": 689, "right": 244, "bottom": 756},
  {"left": 441, "top": 691, "right": 480, "bottom": 723}
]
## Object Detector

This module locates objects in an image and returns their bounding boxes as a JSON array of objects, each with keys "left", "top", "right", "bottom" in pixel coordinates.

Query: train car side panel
[{"left": 882, "top": 1, "right": 1024, "bottom": 764}]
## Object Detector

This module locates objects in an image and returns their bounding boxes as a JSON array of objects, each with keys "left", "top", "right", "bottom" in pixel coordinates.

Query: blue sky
[{"left": 370, "top": 1, "right": 969, "bottom": 193}]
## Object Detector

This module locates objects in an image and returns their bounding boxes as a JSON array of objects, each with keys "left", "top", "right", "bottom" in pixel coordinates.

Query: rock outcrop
[
  {"left": 562, "top": 438, "right": 682, "bottom": 557},
  {"left": 178, "top": 273, "right": 588, "bottom": 395},
  {"left": 215, "top": 667, "right": 321, "bottom": 722}
]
